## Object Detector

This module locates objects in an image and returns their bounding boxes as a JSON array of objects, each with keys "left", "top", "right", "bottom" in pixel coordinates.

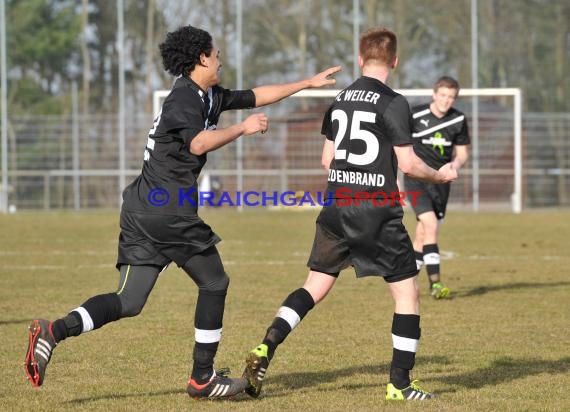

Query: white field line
[{"left": 1, "top": 251, "right": 566, "bottom": 271}]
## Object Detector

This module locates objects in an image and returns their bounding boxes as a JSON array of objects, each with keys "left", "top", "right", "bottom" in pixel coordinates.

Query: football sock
[
  {"left": 390, "top": 313, "right": 420, "bottom": 389},
  {"left": 51, "top": 311, "right": 82, "bottom": 343},
  {"left": 423, "top": 244, "right": 440, "bottom": 286},
  {"left": 414, "top": 250, "right": 424, "bottom": 271},
  {"left": 262, "top": 288, "right": 315, "bottom": 360},
  {"left": 191, "top": 343, "right": 217, "bottom": 384},
  {"left": 52, "top": 293, "right": 122, "bottom": 343},
  {"left": 191, "top": 289, "right": 226, "bottom": 383}
]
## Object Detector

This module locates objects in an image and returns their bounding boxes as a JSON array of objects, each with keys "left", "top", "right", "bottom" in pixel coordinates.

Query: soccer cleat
[
  {"left": 386, "top": 380, "right": 434, "bottom": 400},
  {"left": 186, "top": 368, "right": 248, "bottom": 399},
  {"left": 25, "top": 319, "right": 57, "bottom": 387},
  {"left": 430, "top": 282, "right": 450, "bottom": 299},
  {"left": 242, "top": 344, "right": 270, "bottom": 398}
]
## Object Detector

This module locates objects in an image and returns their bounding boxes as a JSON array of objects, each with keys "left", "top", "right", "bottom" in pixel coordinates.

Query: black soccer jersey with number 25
[
  {"left": 322, "top": 76, "right": 413, "bottom": 197},
  {"left": 411, "top": 103, "right": 470, "bottom": 170},
  {"left": 121, "top": 76, "right": 255, "bottom": 216}
]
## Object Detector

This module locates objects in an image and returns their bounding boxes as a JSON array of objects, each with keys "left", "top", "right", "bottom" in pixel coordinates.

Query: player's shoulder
[
  {"left": 210, "top": 84, "right": 229, "bottom": 97},
  {"left": 447, "top": 106, "right": 466, "bottom": 118},
  {"left": 159, "top": 87, "right": 200, "bottom": 122},
  {"left": 411, "top": 102, "right": 431, "bottom": 114},
  {"left": 167, "top": 89, "right": 199, "bottom": 105},
  {"left": 168, "top": 77, "right": 203, "bottom": 102}
]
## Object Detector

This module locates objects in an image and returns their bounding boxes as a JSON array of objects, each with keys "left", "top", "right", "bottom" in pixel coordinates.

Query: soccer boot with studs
[
  {"left": 386, "top": 380, "right": 434, "bottom": 401},
  {"left": 242, "top": 344, "right": 270, "bottom": 398},
  {"left": 25, "top": 319, "right": 57, "bottom": 387},
  {"left": 187, "top": 368, "right": 248, "bottom": 399}
]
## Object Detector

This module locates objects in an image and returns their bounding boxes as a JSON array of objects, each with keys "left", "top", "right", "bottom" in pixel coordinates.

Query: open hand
[{"left": 309, "top": 66, "right": 342, "bottom": 88}]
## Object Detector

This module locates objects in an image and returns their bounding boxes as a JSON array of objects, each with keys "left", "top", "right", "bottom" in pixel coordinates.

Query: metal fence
[{"left": 1, "top": 98, "right": 569, "bottom": 211}]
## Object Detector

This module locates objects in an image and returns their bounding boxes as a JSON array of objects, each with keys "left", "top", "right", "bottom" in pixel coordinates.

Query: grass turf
[{"left": 1, "top": 209, "right": 569, "bottom": 411}]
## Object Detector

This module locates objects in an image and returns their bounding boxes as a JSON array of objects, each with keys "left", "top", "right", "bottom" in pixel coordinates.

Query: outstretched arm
[{"left": 252, "top": 66, "right": 341, "bottom": 107}]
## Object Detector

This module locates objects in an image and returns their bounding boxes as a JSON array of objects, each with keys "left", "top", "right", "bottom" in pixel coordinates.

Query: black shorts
[
  {"left": 306, "top": 200, "right": 418, "bottom": 282},
  {"left": 117, "top": 209, "right": 221, "bottom": 269},
  {"left": 404, "top": 176, "right": 451, "bottom": 220}
]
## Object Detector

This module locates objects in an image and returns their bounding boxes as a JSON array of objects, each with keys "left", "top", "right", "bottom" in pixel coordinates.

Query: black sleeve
[
  {"left": 321, "top": 106, "right": 334, "bottom": 141},
  {"left": 219, "top": 87, "right": 256, "bottom": 111},
  {"left": 455, "top": 115, "right": 471, "bottom": 145},
  {"left": 384, "top": 95, "right": 413, "bottom": 146},
  {"left": 159, "top": 88, "right": 205, "bottom": 145}
]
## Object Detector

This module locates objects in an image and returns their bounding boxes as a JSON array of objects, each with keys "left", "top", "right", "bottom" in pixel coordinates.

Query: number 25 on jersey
[{"left": 332, "top": 109, "right": 379, "bottom": 166}]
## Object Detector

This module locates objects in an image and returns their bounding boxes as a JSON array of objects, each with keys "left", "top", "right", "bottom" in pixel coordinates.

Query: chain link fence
[{"left": 1, "top": 100, "right": 569, "bottom": 211}]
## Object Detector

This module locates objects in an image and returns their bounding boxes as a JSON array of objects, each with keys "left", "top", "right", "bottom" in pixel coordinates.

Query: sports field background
[{"left": 1, "top": 209, "right": 569, "bottom": 411}]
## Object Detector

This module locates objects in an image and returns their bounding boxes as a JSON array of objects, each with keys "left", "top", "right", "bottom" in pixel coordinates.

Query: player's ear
[
  {"left": 199, "top": 53, "right": 207, "bottom": 67},
  {"left": 391, "top": 56, "right": 398, "bottom": 69},
  {"left": 358, "top": 55, "right": 364, "bottom": 69}
]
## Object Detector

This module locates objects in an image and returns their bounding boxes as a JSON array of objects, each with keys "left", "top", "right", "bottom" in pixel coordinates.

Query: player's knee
[
  {"left": 199, "top": 272, "right": 230, "bottom": 294},
  {"left": 118, "top": 294, "right": 146, "bottom": 318},
  {"left": 420, "top": 223, "right": 438, "bottom": 239}
]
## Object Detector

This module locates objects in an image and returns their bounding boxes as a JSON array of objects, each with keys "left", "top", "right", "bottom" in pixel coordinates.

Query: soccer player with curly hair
[{"left": 24, "top": 25, "right": 340, "bottom": 399}]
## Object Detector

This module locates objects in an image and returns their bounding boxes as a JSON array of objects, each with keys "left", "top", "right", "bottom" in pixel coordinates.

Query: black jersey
[
  {"left": 411, "top": 103, "right": 470, "bottom": 169},
  {"left": 122, "top": 76, "right": 255, "bottom": 216},
  {"left": 322, "top": 76, "right": 413, "bottom": 197}
]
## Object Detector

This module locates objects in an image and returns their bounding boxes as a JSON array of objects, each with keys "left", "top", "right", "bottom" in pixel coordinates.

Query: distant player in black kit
[
  {"left": 403, "top": 76, "right": 470, "bottom": 299},
  {"left": 242, "top": 27, "right": 457, "bottom": 401},
  {"left": 24, "top": 25, "right": 340, "bottom": 399}
]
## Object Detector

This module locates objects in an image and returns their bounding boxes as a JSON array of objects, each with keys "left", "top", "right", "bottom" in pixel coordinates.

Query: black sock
[
  {"left": 423, "top": 244, "right": 440, "bottom": 286},
  {"left": 390, "top": 313, "right": 421, "bottom": 389},
  {"left": 191, "top": 342, "right": 217, "bottom": 384},
  {"left": 51, "top": 311, "right": 83, "bottom": 343},
  {"left": 414, "top": 249, "right": 424, "bottom": 271},
  {"left": 262, "top": 318, "right": 291, "bottom": 360},
  {"left": 51, "top": 293, "right": 121, "bottom": 343},
  {"left": 262, "top": 288, "right": 315, "bottom": 360},
  {"left": 191, "top": 290, "right": 226, "bottom": 383}
]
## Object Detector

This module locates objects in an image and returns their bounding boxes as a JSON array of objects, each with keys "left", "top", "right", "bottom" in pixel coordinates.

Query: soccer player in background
[
  {"left": 24, "top": 24, "right": 340, "bottom": 399},
  {"left": 403, "top": 76, "right": 470, "bottom": 299},
  {"left": 242, "top": 27, "right": 457, "bottom": 401}
]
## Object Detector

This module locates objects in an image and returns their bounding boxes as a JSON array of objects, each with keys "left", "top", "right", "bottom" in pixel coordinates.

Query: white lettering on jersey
[
  {"left": 328, "top": 169, "right": 386, "bottom": 187},
  {"left": 342, "top": 90, "right": 380, "bottom": 104},
  {"left": 149, "top": 108, "right": 162, "bottom": 135},
  {"left": 145, "top": 109, "right": 161, "bottom": 162},
  {"left": 332, "top": 109, "right": 379, "bottom": 166},
  {"left": 421, "top": 137, "right": 452, "bottom": 146}
]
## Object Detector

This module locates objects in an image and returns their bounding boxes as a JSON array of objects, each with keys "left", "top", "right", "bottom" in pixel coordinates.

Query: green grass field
[{"left": 1, "top": 209, "right": 569, "bottom": 411}]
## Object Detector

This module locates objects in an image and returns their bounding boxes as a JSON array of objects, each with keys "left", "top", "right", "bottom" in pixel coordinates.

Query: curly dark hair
[{"left": 159, "top": 25, "right": 213, "bottom": 77}]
